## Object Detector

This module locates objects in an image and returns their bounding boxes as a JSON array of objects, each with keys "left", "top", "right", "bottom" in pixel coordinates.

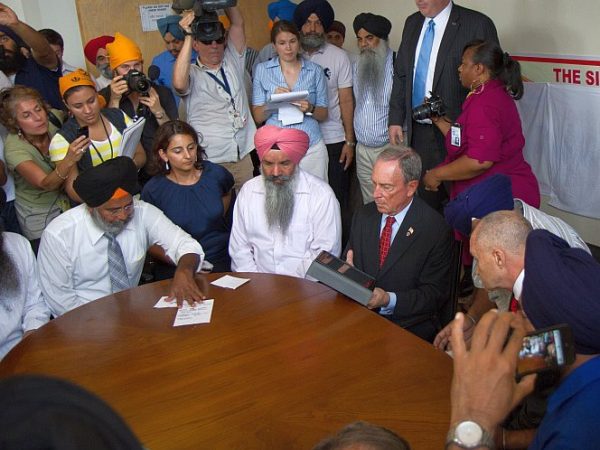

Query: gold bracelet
[{"left": 55, "top": 165, "right": 68, "bottom": 180}]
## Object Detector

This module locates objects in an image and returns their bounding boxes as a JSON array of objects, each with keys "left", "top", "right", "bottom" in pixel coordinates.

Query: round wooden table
[{"left": 0, "top": 273, "right": 453, "bottom": 449}]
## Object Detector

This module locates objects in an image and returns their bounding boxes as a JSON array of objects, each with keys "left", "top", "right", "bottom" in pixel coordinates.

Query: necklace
[
  {"left": 88, "top": 116, "right": 114, "bottom": 163},
  {"left": 22, "top": 132, "right": 52, "bottom": 161}
]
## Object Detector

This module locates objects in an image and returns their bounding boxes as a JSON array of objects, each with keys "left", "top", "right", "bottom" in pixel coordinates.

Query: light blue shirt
[
  {"left": 252, "top": 57, "right": 328, "bottom": 146},
  {"left": 352, "top": 47, "right": 394, "bottom": 147},
  {"left": 379, "top": 200, "right": 413, "bottom": 315}
]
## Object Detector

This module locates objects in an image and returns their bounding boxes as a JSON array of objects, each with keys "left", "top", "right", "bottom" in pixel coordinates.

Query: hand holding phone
[
  {"left": 77, "top": 126, "right": 89, "bottom": 139},
  {"left": 517, "top": 324, "right": 575, "bottom": 377}
]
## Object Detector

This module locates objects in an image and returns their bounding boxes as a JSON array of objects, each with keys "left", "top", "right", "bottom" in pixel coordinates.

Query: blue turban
[
  {"left": 523, "top": 230, "right": 600, "bottom": 355},
  {"left": 293, "top": 0, "right": 334, "bottom": 32},
  {"left": 268, "top": 0, "right": 297, "bottom": 22},
  {"left": 444, "top": 174, "right": 514, "bottom": 236},
  {"left": 0, "top": 25, "right": 26, "bottom": 49},
  {"left": 157, "top": 15, "right": 185, "bottom": 41}
]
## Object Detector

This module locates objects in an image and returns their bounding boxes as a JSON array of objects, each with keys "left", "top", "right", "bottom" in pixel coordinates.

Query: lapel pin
[{"left": 406, "top": 227, "right": 414, "bottom": 237}]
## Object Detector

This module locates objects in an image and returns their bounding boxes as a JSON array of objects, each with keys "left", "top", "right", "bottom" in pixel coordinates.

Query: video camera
[
  {"left": 171, "top": 0, "right": 237, "bottom": 42},
  {"left": 412, "top": 94, "right": 446, "bottom": 121}
]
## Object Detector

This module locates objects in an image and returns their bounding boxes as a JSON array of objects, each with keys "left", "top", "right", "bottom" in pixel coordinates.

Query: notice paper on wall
[{"left": 139, "top": 4, "right": 172, "bottom": 32}]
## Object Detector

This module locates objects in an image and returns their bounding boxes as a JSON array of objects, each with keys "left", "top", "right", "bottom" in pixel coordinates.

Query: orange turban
[
  {"left": 59, "top": 69, "right": 96, "bottom": 98},
  {"left": 106, "top": 32, "right": 143, "bottom": 70},
  {"left": 254, "top": 125, "right": 310, "bottom": 165}
]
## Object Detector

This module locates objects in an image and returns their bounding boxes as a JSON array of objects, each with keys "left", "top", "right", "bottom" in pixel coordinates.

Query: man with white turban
[{"left": 229, "top": 125, "right": 341, "bottom": 278}]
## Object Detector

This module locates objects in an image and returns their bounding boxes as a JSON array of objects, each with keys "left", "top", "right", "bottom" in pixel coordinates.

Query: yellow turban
[
  {"left": 106, "top": 32, "right": 143, "bottom": 70},
  {"left": 59, "top": 68, "right": 96, "bottom": 98}
]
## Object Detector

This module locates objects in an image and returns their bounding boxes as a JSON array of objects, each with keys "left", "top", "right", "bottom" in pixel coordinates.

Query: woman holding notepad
[{"left": 252, "top": 20, "right": 329, "bottom": 181}]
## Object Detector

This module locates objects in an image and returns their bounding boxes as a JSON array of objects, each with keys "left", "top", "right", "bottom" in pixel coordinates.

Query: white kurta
[
  {"left": 229, "top": 169, "right": 341, "bottom": 278},
  {"left": 0, "top": 232, "right": 50, "bottom": 359},
  {"left": 38, "top": 199, "right": 204, "bottom": 317}
]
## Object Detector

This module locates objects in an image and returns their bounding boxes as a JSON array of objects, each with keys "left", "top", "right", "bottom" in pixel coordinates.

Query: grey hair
[
  {"left": 376, "top": 146, "right": 422, "bottom": 183},
  {"left": 312, "top": 421, "right": 410, "bottom": 450},
  {"left": 472, "top": 210, "right": 532, "bottom": 255}
]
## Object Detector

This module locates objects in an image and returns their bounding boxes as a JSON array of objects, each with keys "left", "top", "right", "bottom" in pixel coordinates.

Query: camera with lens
[
  {"left": 123, "top": 70, "right": 151, "bottom": 96},
  {"left": 171, "top": 0, "right": 237, "bottom": 42},
  {"left": 412, "top": 94, "right": 446, "bottom": 121}
]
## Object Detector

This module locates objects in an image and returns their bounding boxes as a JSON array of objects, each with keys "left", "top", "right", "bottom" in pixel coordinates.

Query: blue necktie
[
  {"left": 106, "top": 233, "right": 130, "bottom": 293},
  {"left": 412, "top": 19, "right": 435, "bottom": 108}
]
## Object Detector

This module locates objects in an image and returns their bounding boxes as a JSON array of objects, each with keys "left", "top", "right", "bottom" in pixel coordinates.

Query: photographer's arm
[
  {"left": 173, "top": 12, "right": 195, "bottom": 94},
  {"left": 225, "top": 6, "right": 245, "bottom": 56},
  {"left": 431, "top": 115, "right": 452, "bottom": 136},
  {"left": 423, "top": 155, "right": 492, "bottom": 191}
]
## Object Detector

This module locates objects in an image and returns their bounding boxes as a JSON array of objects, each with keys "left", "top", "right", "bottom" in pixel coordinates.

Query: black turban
[
  {"left": 352, "top": 13, "right": 392, "bottom": 40},
  {"left": 73, "top": 156, "right": 140, "bottom": 208},
  {"left": 293, "top": 0, "right": 335, "bottom": 32},
  {"left": 523, "top": 230, "right": 600, "bottom": 355},
  {"left": 0, "top": 375, "right": 143, "bottom": 449}
]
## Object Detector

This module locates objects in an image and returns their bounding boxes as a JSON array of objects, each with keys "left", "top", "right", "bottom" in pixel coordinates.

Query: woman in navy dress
[{"left": 142, "top": 120, "right": 234, "bottom": 278}]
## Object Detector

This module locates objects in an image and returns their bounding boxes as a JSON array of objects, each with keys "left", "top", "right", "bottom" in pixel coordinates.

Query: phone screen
[{"left": 517, "top": 325, "right": 574, "bottom": 377}]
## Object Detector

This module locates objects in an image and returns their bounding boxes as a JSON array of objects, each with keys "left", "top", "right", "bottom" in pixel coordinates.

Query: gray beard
[
  {"left": 264, "top": 173, "right": 296, "bottom": 234},
  {"left": 97, "top": 63, "right": 113, "bottom": 79},
  {"left": 0, "top": 233, "right": 20, "bottom": 303},
  {"left": 356, "top": 42, "right": 388, "bottom": 97},
  {"left": 91, "top": 208, "right": 131, "bottom": 236},
  {"left": 301, "top": 33, "right": 326, "bottom": 51}
]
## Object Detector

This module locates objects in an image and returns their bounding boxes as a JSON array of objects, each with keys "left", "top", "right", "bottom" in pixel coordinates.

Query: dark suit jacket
[
  {"left": 346, "top": 197, "right": 453, "bottom": 341},
  {"left": 388, "top": 3, "right": 499, "bottom": 143}
]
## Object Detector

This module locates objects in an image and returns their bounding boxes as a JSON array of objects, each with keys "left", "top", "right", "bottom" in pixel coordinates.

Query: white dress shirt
[
  {"left": 229, "top": 169, "right": 341, "bottom": 278},
  {"left": 38, "top": 199, "right": 204, "bottom": 316},
  {"left": 0, "top": 232, "right": 50, "bottom": 359}
]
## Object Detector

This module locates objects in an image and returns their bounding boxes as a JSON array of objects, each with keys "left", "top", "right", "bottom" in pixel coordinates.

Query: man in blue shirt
[
  {"left": 0, "top": 3, "right": 61, "bottom": 110},
  {"left": 152, "top": 15, "right": 197, "bottom": 107}
]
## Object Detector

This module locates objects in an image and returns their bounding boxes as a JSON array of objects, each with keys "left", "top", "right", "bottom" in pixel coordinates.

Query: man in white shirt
[
  {"left": 230, "top": 125, "right": 341, "bottom": 278},
  {"left": 173, "top": 6, "right": 256, "bottom": 193},
  {"left": 0, "top": 222, "right": 50, "bottom": 359},
  {"left": 38, "top": 157, "right": 206, "bottom": 317},
  {"left": 294, "top": 0, "right": 354, "bottom": 240}
]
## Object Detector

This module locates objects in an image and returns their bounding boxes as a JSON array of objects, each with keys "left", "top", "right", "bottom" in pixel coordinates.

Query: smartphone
[
  {"left": 77, "top": 126, "right": 89, "bottom": 139},
  {"left": 517, "top": 324, "right": 575, "bottom": 377}
]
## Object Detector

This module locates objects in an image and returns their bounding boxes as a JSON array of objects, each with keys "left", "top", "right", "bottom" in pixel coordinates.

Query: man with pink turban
[{"left": 229, "top": 125, "right": 341, "bottom": 278}]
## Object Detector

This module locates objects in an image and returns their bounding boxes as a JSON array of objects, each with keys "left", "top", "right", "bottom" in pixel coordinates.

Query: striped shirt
[
  {"left": 353, "top": 47, "right": 394, "bottom": 147},
  {"left": 49, "top": 112, "right": 132, "bottom": 166},
  {"left": 252, "top": 57, "right": 328, "bottom": 147}
]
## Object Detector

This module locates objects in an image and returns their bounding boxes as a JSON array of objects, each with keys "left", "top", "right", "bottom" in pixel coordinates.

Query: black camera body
[
  {"left": 171, "top": 0, "right": 237, "bottom": 41},
  {"left": 412, "top": 94, "right": 446, "bottom": 121},
  {"left": 123, "top": 70, "right": 151, "bottom": 96}
]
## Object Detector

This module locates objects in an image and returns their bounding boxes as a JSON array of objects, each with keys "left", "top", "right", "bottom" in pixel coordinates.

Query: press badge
[{"left": 450, "top": 123, "right": 462, "bottom": 147}]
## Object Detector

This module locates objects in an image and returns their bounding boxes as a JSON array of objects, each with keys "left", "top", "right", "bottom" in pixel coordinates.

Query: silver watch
[{"left": 446, "top": 420, "right": 495, "bottom": 449}]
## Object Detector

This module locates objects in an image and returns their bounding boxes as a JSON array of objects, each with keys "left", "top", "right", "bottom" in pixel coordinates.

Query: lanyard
[{"left": 205, "top": 67, "right": 236, "bottom": 110}]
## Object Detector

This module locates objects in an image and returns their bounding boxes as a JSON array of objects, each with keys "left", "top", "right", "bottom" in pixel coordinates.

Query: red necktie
[
  {"left": 509, "top": 295, "right": 519, "bottom": 313},
  {"left": 379, "top": 216, "right": 396, "bottom": 268}
]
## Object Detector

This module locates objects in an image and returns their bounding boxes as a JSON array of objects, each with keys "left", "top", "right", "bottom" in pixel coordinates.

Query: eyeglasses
[
  {"left": 104, "top": 203, "right": 134, "bottom": 217},
  {"left": 198, "top": 36, "right": 226, "bottom": 46}
]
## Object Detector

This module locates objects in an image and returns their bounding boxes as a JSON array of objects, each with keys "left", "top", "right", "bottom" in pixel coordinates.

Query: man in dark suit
[
  {"left": 346, "top": 147, "right": 453, "bottom": 342},
  {"left": 388, "top": 0, "right": 498, "bottom": 210}
]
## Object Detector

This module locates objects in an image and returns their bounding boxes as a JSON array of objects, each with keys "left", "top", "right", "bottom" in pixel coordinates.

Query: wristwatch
[
  {"left": 345, "top": 140, "right": 356, "bottom": 148},
  {"left": 154, "top": 110, "right": 165, "bottom": 120},
  {"left": 446, "top": 421, "right": 495, "bottom": 449}
]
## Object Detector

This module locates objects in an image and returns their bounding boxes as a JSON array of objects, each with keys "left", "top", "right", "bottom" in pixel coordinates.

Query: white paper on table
[
  {"left": 173, "top": 299, "right": 214, "bottom": 327},
  {"left": 153, "top": 296, "right": 178, "bottom": 308},
  {"left": 211, "top": 275, "right": 250, "bottom": 289},
  {"left": 278, "top": 104, "right": 304, "bottom": 125}
]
